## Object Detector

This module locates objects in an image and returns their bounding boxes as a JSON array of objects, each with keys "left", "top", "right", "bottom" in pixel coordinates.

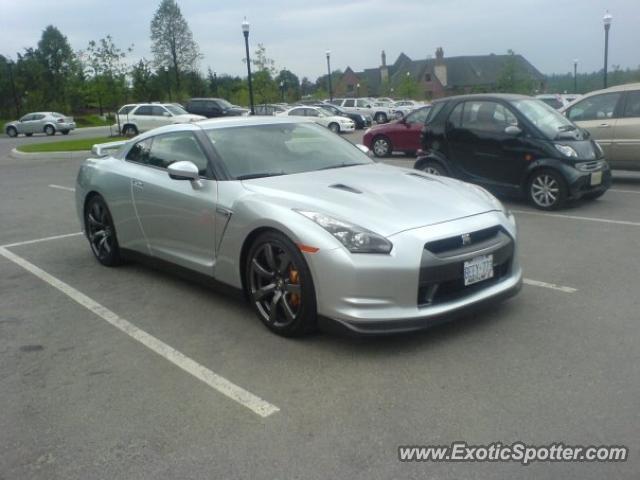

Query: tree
[
  {"left": 397, "top": 73, "right": 419, "bottom": 99},
  {"left": 150, "top": 0, "right": 201, "bottom": 93},
  {"left": 37, "top": 25, "right": 77, "bottom": 109},
  {"left": 83, "top": 35, "right": 132, "bottom": 114},
  {"left": 246, "top": 43, "right": 278, "bottom": 104},
  {"left": 275, "top": 69, "right": 300, "bottom": 102},
  {"left": 131, "top": 59, "right": 160, "bottom": 102},
  {"left": 496, "top": 50, "right": 536, "bottom": 94}
]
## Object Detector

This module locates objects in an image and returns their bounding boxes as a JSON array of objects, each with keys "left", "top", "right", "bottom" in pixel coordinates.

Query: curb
[{"left": 9, "top": 148, "right": 91, "bottom": 161}]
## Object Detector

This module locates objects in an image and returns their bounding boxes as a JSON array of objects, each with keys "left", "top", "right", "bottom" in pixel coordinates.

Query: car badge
[{"left": 461, "top": 233, "right": 471, "bottom": 246}]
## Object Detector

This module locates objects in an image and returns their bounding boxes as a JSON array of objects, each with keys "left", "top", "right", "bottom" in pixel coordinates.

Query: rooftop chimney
[{"left": 381, "top": 50, "right": 387, "bottom": 67}]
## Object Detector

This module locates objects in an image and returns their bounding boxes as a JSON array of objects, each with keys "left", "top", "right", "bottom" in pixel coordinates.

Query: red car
[{"left": 363, "top": 105, "right": 431, "bottom": 157}]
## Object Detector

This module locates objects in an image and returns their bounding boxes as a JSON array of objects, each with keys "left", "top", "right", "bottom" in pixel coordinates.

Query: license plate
[
  {"left": 590, "top": 171, "right": 603, "bottom": 186},
  {"left": 464, "top": 254, "right": 494, "bottom": 286}
]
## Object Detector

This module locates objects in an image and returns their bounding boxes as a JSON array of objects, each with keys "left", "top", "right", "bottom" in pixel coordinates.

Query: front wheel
[
  {"left": 374, "top": 112, "right": 388, "bottom": 124},
  {"left": 6, "top": 126, "right": 18, "bottom": 137},
  {"left": 416, "top": 160, "right": 446, "bottom": 176},
  {"left": 328, "top": 122, "right": 340, "bottom": 134},
  {"left": 246, "top": 231, "right": 317, "bottom": 337},
  {"left": 44, "top": 125, "right": 55, "bottom": 136},
  {"left": 372, "top": 136, "right": 392, "bottom": 157},
  {"left": 528, "top": 169, "right": 567, "bottom": 210},
  {"left": 122, "top": 125, "right": 138, "bottom": 137},
  {"left": 84, "top": 195, "right": 123, "bottom": 266}
]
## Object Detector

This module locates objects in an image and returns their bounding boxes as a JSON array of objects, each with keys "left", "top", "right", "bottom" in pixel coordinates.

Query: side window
[
  {"left": 567, "top": 93, "right": 622, "bottom": 121},
  {"left": 118, "top": 105, "right": 135, "bottom": 115},
  {"left": 20, "top": 115, "right": 33, "bottom": 122},
  {"left": 623, "top": 91, "right": 640, "bottom": 118},
  {"left": 134, "top": 106, "right": 153, "bottom": 116},
  {"left": 447, "top": 103, "right": 464, "bottom": 129},
  {"left": 426, "top": 102, "right": 446, "bottom": 125},
  {"left": 126, "top": 138, "right": 153, "bottom": 164},
  {"left": 34, "top": 114, "right": 46, "bottom": 120},
  {"left": 147, "top": 132, "right": 210, "bottom": 175},
  {"left": 343, "top": 99, "right": 355, "bottom": 108},
  {"left": 152, "top": 106, "right": 169, "bottom": 116},
  {"left": 305, "top": 108, "right": 319, "bottom": 117},
  {"left": 356, "top": 99, "right": 368, "bottom": 108},
  {"left": 288, "top": 108, "right": 305, "bottom": 117},
  {"left": 406, "top": 107, "right": 431, "bottom": 124},
  {"left": 460, "top": 101, "right": 511, "bottom": 132}
]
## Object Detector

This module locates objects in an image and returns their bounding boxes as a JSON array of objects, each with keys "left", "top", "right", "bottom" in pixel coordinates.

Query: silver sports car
[{"left": 76, "top": 117, "right": 522, "bottom": 336}]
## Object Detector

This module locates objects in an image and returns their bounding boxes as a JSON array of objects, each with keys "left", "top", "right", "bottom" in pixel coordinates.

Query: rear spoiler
[{"left": 91, "top": 140, "right": 127, "bottom": 157}]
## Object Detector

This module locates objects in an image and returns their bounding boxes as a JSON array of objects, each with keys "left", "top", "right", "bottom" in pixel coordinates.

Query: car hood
[
  {"left": 240, "top": 163, "right": 497, "bottom": 237},
  {"left": 174, "top": 114, "right": 206, "bottom": 122}
]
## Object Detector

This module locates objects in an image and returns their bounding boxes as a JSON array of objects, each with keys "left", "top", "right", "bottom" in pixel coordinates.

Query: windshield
[
  {"left": 511, "top": 99, "right": 580, "bottom": 140},
  {"left": 216, "top": 99, "right": 233, "bottom": 109},
  {"left": 205, "top": 122, "right": 372, "bottom": 179},
  {"left": 165, "top": 105, "right": 188, "bottom": 115}
]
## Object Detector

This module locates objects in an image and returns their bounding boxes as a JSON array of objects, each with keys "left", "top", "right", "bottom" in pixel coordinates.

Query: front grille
[
  {"left": 424, "top": 225, "right": 502, "bottom": 257},
  {"left": 418, "top": 229, "right": 514, "bottom": 307},
  {"left": 576, "top": 160, "right": 605, "bottom": 172}
]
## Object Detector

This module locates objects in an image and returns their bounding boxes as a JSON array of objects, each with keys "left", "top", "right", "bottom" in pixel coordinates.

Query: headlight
[
  {"left": 360, "top": 115, "right": 366, "bottom": 121},
  {"left": 554, "top": 144, "right": 578, "bottom": 158},
  {"left": 296, "top": 210, "right": 393, "bottom": 254}
]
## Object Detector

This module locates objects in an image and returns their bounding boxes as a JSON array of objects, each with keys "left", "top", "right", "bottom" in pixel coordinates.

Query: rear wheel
[
  {"left": 84, "top": 195, "right": 123, "bottom": 267},
  {"left": 528, "top": 169, "right": 567, "bottom": 210},
  {"left": 122, "top": 124, "right": 138, "bottom": 137},
  {"left": 246, "top": 231, "right": 317, "bottom": 337},
  {"left": 416, "top": 160, "right": 446, "bottom": 176},
  {"left": 44, "top": 125, "right": 55, "bottom": 136},
  {"left": 372, "top": 136, "right": 392, "bottom": 157},
  {"left": 374, "top": 112, "right": 388, "bottom": 124},
  {"left": 6, "top": 126, "right": 18, "bottom": 137},
  {"left": 328, "top": 122, "right": 340, "bottom": 134}
]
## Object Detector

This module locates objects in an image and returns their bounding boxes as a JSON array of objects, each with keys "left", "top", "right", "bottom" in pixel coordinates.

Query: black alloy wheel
[
  {"left": 246, "top": 232, "right": 317, "bottom": 336},
  {"left": 84, "top": 196, "right": 122, "bottom": 266}
]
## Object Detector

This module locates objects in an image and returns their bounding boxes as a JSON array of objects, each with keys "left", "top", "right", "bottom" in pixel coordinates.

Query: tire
[
  {"left": 372, "top": 135, "right": 392, "bottom": 157},
  {"left": 245, "top": 231, "right": 317, "bottom": 337},
  {"left": 25, "top": 133, "right": 33, "bottom": 137},
  {"left": 84, "top": 195, "right": 123, "bottom": 267},
  {"left": 328, "top": 122, "right": 340, "bottom": 134},
  {"left": 122, "top": 124, "right": 138, "bottom": 137},
  {"left": 527, "top": 169, "right": 567, "bottom": 210},
  {"left": 416, "top": 160, "right": 446, "bottom": 176},
  {"left": 6, "top": 126, "right": 18, "bottom": 138},
  {"left": 61, "top": 130, "right": 70, "bottom": 135},
  {"left": 44, "top": 125, "right": 55, "bottom": 136},
  {"left": 582, "top": 190, "right": 606, "bottom": 201},
  {"left": 374, "top": 112, "right": 388, "bottom": 124}
]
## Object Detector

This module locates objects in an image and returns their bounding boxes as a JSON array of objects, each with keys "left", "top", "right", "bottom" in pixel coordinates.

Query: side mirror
[
  {"left": 366, "top": 104, "right": 372, "bottom": 108},
  {"left": 168, "top": 161, "right": 199, "bottom": 181},
  {"left": 505, "top": 125, "right": 522, "bottom": 135}
]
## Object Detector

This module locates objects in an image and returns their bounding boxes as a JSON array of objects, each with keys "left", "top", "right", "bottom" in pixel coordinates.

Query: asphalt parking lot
[{"left": 1, "top": 130, "right": 639, "bottom": 479}]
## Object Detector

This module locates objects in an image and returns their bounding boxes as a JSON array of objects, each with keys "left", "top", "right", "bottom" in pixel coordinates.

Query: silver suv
[
  {"left": 329, "top": 98, "right": 393, "bottom": 123},
  {"left": 115, "top": 103, "right": 206, "bottom": 136}
]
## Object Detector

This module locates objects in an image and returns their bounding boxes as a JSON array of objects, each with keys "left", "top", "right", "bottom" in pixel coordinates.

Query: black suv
[
  {"left": 185, "top": 98, "right": 248, "bottom": 118},
  {"left": 414, "top": 94, "right": 611, "bottom": 210}
]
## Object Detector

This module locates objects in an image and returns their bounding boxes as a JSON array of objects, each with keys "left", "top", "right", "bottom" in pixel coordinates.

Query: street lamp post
[
  {"left": 6, "top": 59, "right": 20, "bottom": 117},
  {"left": 356, "top": 83, "right": 360, "bottom": 98},
  {"left": 325, "top": 50, "right": 333, "bottom": 101},
  {"left": 280, "top": 81, "right": 285, "bottom": 102},
  {"left": 213, "top": 71, "right": 218, "bottom": 96},
  {"left": 163, "top": 66, "right": 171, "bottom": 101},
  {"left": 242, "top": 18, "right": 255, "bottom": 115},
  {"left": 603, "top": 11, "right": 612, "bottom": 88},
  {"left": 573, "top": 59, "right": 578, "bottom": 94}
]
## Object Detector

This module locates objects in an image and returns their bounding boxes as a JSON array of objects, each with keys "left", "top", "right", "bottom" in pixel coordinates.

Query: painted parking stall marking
[
  {"left": 512, "top": 210, "right": 640, "bottom": 227},
  {"left": 0, "top": 238, "right": 280, "bottom": 418},
  {"left": 48, "top": 184, "right": 76, "bottom": 192},
  {"left": 523, "top": 278, "right": 577, "bottom": 293}
]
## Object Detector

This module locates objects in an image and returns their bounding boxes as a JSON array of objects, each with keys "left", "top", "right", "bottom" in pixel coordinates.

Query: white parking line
[
  {"left": 1, "top": 232, "right": 84, "bottom": 249},
  {"left": 609, "top": 188, "right": 640, "bottom": 195},
  {"left": 512, "top": 210, "right": 640, "bottom": 227},
  {"left": 49, "top": 184, "right": 75, "bottom": 192},
  {"left": 0, "top": 246, "right": 280, "bottom": 418},
  {"left": 523, "top": 278, "right": 577, "bottom": 293}
]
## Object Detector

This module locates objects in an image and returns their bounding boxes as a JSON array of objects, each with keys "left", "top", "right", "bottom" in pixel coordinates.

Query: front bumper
[
  {"left": 566, "top": 163, "right": 612, "bottom": 199},
  {"left": 307, "top": 211, "right": 522, "bottom": 334},
  {"left": 340, "top": 123, "right": 356, "bottom": 133}
]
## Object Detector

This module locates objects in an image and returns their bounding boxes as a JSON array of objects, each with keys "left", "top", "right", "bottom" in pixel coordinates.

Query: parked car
[
  {"left": 254, "top": 104, "right": 288, "bottom": 116},
  {"left": 414, "top": 94, "right": 611, "bottom": 210},
  {"left": 392, "top": 100, "right": 423, "bottom": 118},
  {"left": 4, "top": 112, "right": 76, "bottom": 137},
  {"left": 115, "top": 103, "right": 206, "bottom": 136},
  {"left": 314, "top": 103, "right": 372, "bottom": 129},
  {"left": 77, "top": 117, "right": 522, "bottom": 336},
  {"left": 277, "top": 106, "right": 355, "bottom": 133},
  {"left": 328, "top": 98, "right": 393, "bottom": 124},
  {"left": 560, "top": 82, "right": 640, "bottom": 171},
  {"left": 363, "top": 105, "right": 432, "bottom": 157},
  {"left": 185, "top": 98, "right": 249, "bottom": 118}
]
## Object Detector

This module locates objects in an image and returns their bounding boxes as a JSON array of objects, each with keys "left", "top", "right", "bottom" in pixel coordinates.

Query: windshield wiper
[
  {"left": 236, "top": 172, "right": 285, "bottom": 180},
  {"left": 316, "top": 162, "right": 364, "bottom": 171}
]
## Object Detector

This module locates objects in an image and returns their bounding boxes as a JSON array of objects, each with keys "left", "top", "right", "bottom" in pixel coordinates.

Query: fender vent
[
  {"left": 329, "top": 183, "right": 362, "bottom": 194},
  {"left": 406, "top": 172, "right": 433, "bottom": 181}
]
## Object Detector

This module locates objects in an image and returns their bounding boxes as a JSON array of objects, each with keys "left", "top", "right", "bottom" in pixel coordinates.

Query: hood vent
[
  {"left": 406, "top": 172, "right": 434, "bottom": 182},
  {"left": 329, "top": 183, "right": 362, "bottom": 194}
]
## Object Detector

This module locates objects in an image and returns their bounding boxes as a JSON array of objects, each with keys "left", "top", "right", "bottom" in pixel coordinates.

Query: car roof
[
  {"left": 579, "top": 82, "right": 640, "bottom": 97},
  {"left": 431, "top": 93, "right": 531, "bottom": 104}
]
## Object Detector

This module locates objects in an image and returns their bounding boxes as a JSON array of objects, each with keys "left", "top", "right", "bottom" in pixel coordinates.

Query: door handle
[{"left": 132, "top": 179, "right": 144, "bottom": 189}]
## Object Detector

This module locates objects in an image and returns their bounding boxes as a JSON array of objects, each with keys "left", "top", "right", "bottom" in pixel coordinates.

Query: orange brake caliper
[{"left": 289, "top": 267, "right": 300, "bottom": 307}]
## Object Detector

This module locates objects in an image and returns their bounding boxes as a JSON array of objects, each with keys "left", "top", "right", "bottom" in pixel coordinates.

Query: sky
[{"left": 1, "top": 0, "right": 637, "bottom": 80}]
